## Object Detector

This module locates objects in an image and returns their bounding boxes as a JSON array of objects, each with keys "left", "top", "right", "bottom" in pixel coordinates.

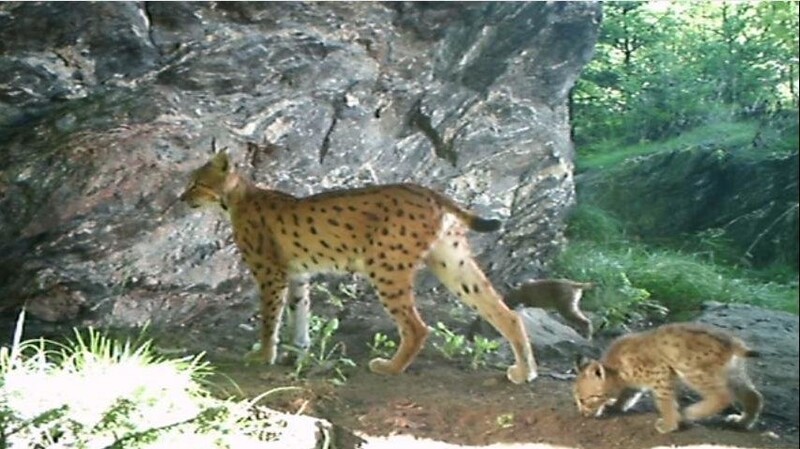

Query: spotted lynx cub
[
  {"left": 573, "top": 322, "right": 762, "bottom": 433},
  {"left": 505, "top": 279, "right": 594, "bottom": 339},
  {"left": 179, "top": 150, "right": 537, "bottom": 384}
]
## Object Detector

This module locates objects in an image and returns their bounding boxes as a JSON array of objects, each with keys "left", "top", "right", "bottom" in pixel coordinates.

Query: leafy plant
[
  {"left": 430, "top": 322, "right": 501, "bottom": 370},
  {"left": 367, "top": 332, "right": 397, "bottom": 359},
  {"left": 312, "top": 283, "right": 345, "bottom": 310},
  {"left": 286, "top": 316, "right": 355, "bottom": 384},
  {"left": 469, "top": 335, "right": 501, "bottom": 370},
  {"left": 430, "top": 322, "right": 470, "bottom": 360},
  {"left": 496, "top": 413, "right": 515, "bottom": 429}
]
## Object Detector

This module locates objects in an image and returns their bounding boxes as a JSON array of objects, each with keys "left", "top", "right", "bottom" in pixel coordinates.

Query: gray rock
[
  {"left": 468, "top": 307, "right": 593, "bottom": 364},
  {"left": 695, "top": 302, "right": 799, "bottom": 427},
  {"left": 0, "top": 3, "right": 601, "bottom": 334},
  {"left": 518, "top": 308, "right": 593, "bottom": 360}
]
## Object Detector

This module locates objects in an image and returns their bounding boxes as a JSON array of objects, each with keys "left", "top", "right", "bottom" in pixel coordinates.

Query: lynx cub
[
  {"left": 505, "top": 279, "right": 594, "bottom": 339},
  {"left": 179, "top": 150, "right": 537, "bottom": 384},
  {"left": 573, "top": 322, "right": 762, "bottom": 433}
]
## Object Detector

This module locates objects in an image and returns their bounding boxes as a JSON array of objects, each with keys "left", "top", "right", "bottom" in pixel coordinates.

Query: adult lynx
[{"left": 179, "top": 150, "right": 537, "bottom": 383}]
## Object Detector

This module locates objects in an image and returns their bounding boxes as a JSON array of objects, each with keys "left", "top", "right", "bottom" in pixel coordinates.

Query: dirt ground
[
  {"left": 11, "top": 285, "right": 793, "bottom": 449},
  {"left": 205, "top": 342, "right": 797, "bottom": 449}
]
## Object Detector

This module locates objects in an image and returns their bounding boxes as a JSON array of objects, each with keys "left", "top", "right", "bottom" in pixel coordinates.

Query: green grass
[
  {"left": 563, "top": 113, "right": 800, "bottom": 324},
  {"left": 553, "top": 203, "right": 798, "bottom": 327},
  {"left": 0, "top": 312, "right": 283, "bottom": 448},
  {"left": 284, "top": 315, "right": 355, "bottom": 384},
  {"left": 577, "top": 120, "right": 760, "bottom": 172},
  {"left": 554, "top": 239, "right": 798, "bottom": 319}
]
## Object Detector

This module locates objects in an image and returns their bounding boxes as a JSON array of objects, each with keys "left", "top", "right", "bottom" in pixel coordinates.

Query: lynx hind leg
[
  {"left": 725, "top": 361, "right": 763, "bottom": 429},
  {"left": 682, "top": 371, "right": 734, "bottom": 424},
  {"left": 285, "top": 278, "right": 311, "bottom": 350},
  {"left": 246, "top": 275, "right": 289, "bottom": 365},
  {"left": 426, "top": 230, "right": 537, "bottom": 384},
  {"left": 557, "top": 288, "right": 593, "bottom": 340},
  {"left": 368, "top": 270, "right": 429, "bottom": 375}
]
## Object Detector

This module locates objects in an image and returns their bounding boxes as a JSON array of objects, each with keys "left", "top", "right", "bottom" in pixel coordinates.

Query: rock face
[
  {"left": 695, "top": 302, "right": 799, "bottom": 428},
  {"left": 0, "top": 3, "right": 600, "bottom": 330}
]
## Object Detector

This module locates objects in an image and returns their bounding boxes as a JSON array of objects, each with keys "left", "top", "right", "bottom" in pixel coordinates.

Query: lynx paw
[
  {"left": 368, "top": 357, "right": 402, "bottom": 375},
  {"left": 506, "top": 364, "right": 537, "bottom": 384},
  {"left": 244, "top": 342, "right": 277, "bottom": 365},
  {"left": 655, "top": 418, "right": 679, "bottom": 434}
]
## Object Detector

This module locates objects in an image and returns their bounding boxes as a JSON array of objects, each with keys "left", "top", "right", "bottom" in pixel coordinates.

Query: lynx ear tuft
[{"left": 211, "top": 150, "right": 229, "bottom": 172}]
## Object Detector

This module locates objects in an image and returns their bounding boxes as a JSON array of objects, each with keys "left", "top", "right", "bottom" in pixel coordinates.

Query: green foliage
[
  {"left": 0, "top": 311, "right": 280, "bottom": 448},
  {"left": 430, "top": 322, "right": 501, "bottom": 370},
  {"left": 286, "top": 316, "right": 355, "bottom": 384},
  {"left": 554, "top": 239, "right": 799, "bottom": 324},
  {"left": 495, "top": 412, "right": 514, "bottom": 430},
  {"left": 573, "top": 2, "right": 799, "bottom": 148},
  {"left": 553, "top": 241, "right": 665, "bottom": 328},
  {"left": 431, "top": 322, "right": 469, "bottom": 360},
  {"left": 576, "top": 120, "right": 759, "bottom": 172},
  {"left": 468, "top": 335, "right": 501, "bottom": 371},
  {"left": 366, "top": 332, "right": 397, "bottom": 359},
  {"left": 564, "top": 203, "right": 625, "bottom": 242},
  {"left": 567, "top": 0, "right": 799, "bottom": 327}
]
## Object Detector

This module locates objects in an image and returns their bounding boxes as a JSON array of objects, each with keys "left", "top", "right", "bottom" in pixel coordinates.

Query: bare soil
[{"left": 206, "top": 344, "right": 796, "bottom": 449}]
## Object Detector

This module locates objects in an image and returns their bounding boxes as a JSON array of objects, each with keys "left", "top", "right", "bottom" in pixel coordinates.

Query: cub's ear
[
  {"left": 591, "top": 362, "right": 606, "bottom": 380},
  {"left": 575, "top": 353, "right": 593, "bottom": 371},
  {"left": 211, "top": 150, "right": 230, "bottom": 172}
]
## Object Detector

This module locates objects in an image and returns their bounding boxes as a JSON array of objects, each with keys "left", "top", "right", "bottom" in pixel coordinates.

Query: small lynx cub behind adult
[
  {"left": 505, "top": 279, "right": 594, "bottom": 339},
  {"left": 179, "top": 150, "right": 537, "bottom": 384},
  {"left": 573, "top": 322, "right": 762, "bottom": 433}
]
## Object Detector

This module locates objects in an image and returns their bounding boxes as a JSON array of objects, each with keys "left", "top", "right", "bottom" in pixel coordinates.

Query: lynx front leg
[
  {"left": 246, "top": 273, "right": 288, "bottom": 365},
  {"left": 285, "top": 278, "right": 311, "bottom": 350},
  {"left": 426, "top": 232, "right": 537, "bottom": 384},
  {"left": 652, "top": 381, "right": 681, "bottom": 433}
]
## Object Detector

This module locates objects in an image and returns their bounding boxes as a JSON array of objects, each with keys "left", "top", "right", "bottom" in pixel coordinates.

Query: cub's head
[
  {"left": 179, "top": 151, "right": 230, "bottom": 209},
  {"left": 573, "top": 354, "right": 614, "bottom": 418}
]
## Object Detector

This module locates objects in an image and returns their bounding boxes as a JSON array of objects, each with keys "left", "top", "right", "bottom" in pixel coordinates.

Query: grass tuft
[{"left": 0, "top": 312, "right": 286, "bottom": 448}]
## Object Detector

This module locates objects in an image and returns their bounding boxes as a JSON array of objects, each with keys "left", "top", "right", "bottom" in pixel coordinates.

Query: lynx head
[
  {"left": 573, "top": 354, "right": 615, "bottom": 418},
  {"left": 179, "top": 146, "right": 231, "bottom": 210}
]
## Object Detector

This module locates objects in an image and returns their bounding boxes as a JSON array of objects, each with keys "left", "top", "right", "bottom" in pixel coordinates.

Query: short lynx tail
[
  {"left": 733, "top": 339, "right": 760, "bottom": 358},
  {"left": 467, "top": 216, "right": 502, "bottom": 233},
  {"left": 742, "top": 349, "right": 761, "bottom": 358},
  {"left": 431, "top": 192, "right": 502, "bottom": 233}
]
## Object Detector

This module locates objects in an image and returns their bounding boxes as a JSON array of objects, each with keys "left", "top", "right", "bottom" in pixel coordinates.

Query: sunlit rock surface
[{"left": 0, "top": 2, "right": 600, "bottom": 330}]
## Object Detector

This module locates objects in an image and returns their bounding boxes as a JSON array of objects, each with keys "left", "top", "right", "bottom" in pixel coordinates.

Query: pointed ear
[
  {"left": 592, "top": 362, "right": 606, "bottom": 380},
  {"left": 575, "top": 353, "right": 593, "bottom": 371},
  {"left": 211, "top": 150, "right": 229, "bottom": 172}
]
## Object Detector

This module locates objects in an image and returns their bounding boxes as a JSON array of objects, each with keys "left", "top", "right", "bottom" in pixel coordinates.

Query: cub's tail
[{"left": 568, "top": 281, "right": 596, "bottom": 291}]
